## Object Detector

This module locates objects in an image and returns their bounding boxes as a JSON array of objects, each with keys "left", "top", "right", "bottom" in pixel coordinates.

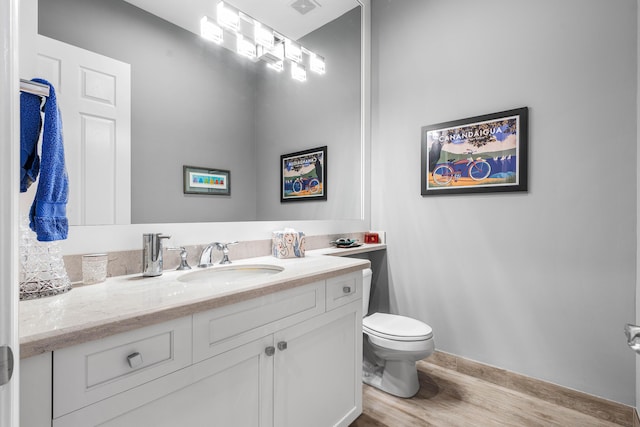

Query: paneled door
[
  {"left": 29, "top": 35, "right": 132, "bottom": 226},
  {"left": 0, "top": 0, "right": 20, "bottom": 424}
]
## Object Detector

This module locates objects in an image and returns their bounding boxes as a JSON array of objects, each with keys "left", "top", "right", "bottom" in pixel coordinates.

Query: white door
[
  {"left": 32, "top": 36, "right": 131, "bottom": 226},
  {"left": 0, "top": 0, "right": 20, "bottom": 424}
]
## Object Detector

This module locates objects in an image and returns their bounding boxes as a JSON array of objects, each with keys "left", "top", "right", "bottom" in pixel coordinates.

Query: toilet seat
[{"left": 363, "top": 312, "right": 433, "bottom": 342}]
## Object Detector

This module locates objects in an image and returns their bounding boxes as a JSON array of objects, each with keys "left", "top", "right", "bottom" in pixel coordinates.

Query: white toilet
[{"left": 362, "top": 268, "right": 435, "bottom": 398}]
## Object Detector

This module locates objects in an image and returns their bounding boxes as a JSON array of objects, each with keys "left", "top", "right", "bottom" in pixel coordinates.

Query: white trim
[
  {"left": 0, "top": 0, "right": 20, "bottom": 424},
  {"left": 360, "top": 0, "right": 372, "bottom": 229},
  {"left": 635, "top": 0, "right": 640, "bottom": 413}
]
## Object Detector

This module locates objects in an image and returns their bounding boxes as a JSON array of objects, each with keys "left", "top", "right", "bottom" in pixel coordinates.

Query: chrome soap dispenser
[{"left": 142, "top": 233, "right": 171, "bottom": 277}]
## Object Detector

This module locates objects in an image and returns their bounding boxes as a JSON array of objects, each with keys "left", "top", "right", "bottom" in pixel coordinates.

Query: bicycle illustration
[
  {"left": 432, "top": 157, "right": 491, "bottom": 185},
  {"left": 291, "top": 176, "right": 320, "bottom": 194}
]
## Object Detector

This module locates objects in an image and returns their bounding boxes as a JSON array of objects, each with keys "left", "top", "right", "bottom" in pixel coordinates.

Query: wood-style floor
[{"left": 350, "top": 360, "right": 625, "bottom": 427}]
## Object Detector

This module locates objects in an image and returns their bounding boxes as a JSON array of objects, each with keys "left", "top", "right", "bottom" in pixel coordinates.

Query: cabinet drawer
[
  {"left": 53, "top": 316, "right": 192, "bottom": 418},
  {"left": 193, "top": 281, "right": 325, "bottom": 362},
  {"left": 326, "top": 272, "right": 362, "bottom": 311}
]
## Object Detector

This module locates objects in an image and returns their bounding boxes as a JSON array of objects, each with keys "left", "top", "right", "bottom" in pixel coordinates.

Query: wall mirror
[{"left": 31, "top": 0, "right": 363, "bottom": 225}]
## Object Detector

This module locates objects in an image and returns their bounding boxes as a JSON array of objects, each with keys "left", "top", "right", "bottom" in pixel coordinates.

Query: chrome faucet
[
  {"left": 142, "top": 233, "right": 171, "bottom": 277},
  {"left": 217, "top": 241, "right": 238, "bottom": 264},
  {"left": 168, "top": 247, "right": 191, "bottom": 270},
  {"left": 198, "top": 241, "right": 238, "bottom": 267}
]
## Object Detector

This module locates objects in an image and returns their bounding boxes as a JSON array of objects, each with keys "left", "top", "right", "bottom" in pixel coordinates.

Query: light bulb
[
  {"left": 200, "top": 16, "right": 223, "bottom": 44},
  {"left": 291, "top": 63, "right": 307, "bottom": 82},
  {"left": 285, "top": 39, "right": 302, "bottom": 63},
  {"left": 217, "top": 1, "right": 240, "bottom": 32},
  {"left": 237, "top": 35, "right": 257, "bottom": 59},
  {"left": 310, "top": 53, "right": 325, "bottom": 74},
  {"left": 254, "top": 22, "right": 274, "bottom": 49}
]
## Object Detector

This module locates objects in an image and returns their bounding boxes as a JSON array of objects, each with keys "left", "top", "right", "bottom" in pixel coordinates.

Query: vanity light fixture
[
  {"left": 199, "top": 1, "right": 326, "bottom": 82},
  {"left": 284, "top": 39, "right": 303, "bottom": 63},
  {"left": 291, "top": 62, "right": 307, "bottom": 82},
  {"left": 200, "top": 16, "right": 224, "bottom": 44},
  {"left": 259, "top": 41, "right": 285, "bottom": 71},
  {"left": 217, "top": 1, "right": 240, "bottom": 32},
  {"left": 267, "top": 61, "right": 284, "bottom": 72},
  {"left": 309, "top": 53, "right": 325, "bottom": 74},
  {"left": 254, "top": 22, "right": 275, "bottom": 49},
  {"left": 237, "top": 35, "right": 257, "bottom": 59}
]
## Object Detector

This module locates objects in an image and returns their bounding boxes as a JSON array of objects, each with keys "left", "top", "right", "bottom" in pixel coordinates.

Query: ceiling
[{"left": 122, "top": 0, "right": 359, "bottom": 41}]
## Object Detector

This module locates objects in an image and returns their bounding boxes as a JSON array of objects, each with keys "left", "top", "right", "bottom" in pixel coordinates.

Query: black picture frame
[
  {"left": 183, "top": 165, "right": 231, "bottom": 196},
  {"left": 280, "top": 146, "right": 327, "bottom": 202},
  {"left": 421, "top": 107, "right": 528, "bottom": 196}
]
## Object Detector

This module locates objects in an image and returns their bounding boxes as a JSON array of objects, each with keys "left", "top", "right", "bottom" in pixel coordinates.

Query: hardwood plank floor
[{"left": 350, "top": 360, "right": 626, "bottom": 427}]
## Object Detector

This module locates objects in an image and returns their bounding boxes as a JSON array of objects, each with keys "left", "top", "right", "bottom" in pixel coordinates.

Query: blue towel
[
  {"left": 20, "top": 78, "right": 69, "bottom": 241},
  {"left": 20, "top": 90, "right": 42, "bottom": 192}
]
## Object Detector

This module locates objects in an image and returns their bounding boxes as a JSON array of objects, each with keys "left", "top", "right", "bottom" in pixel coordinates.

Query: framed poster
[
  {"left": 183, "top": 165, "right": 230, "bottom": 195},
  {"left": 421, "top": 107, "right": 528, "bottom": 196},
  {"left": 281, "top": 146, "right": 327, "bottom": 202}
]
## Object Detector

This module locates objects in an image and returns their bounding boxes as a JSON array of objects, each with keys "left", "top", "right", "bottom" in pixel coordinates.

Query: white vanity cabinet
[{"left": 23, "top": 271, "right": 363, "bottom": 427}]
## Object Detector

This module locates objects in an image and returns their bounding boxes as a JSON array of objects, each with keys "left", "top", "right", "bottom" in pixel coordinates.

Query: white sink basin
[{"left": 178, "top": 264, "right": 284, "bottom": 285}]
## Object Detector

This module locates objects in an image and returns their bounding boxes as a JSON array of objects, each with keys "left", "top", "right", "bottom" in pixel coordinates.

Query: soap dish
[{"left": 330, "top": 238, "right": 362, "bottom": 249}]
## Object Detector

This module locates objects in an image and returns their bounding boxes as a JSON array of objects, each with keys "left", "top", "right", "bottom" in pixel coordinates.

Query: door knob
[
  {"left": 277, "top": 341, "right": 288, "bottom": 351},
  {"left": 625, "top": 323, "right": 640, "bottom": 354},
  {"left": 265, "top": 346, "right": 276, "bottom": 356},
  {"left": 0, "top": 346, "right": 14, "bottom": 385}
]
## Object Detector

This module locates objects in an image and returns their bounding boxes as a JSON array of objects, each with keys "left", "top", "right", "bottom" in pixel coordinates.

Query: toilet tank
[{"left": 362, "top": 268, "right": 372, "bottom": 317}]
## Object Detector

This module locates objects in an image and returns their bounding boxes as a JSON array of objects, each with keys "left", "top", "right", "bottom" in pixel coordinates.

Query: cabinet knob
[
  {"left": 343, "top": 286, "right": 352, "bottom": 294},
  {"left": 277, "top": 341, "right": 288, "bottom": 351},
  {"left": 127, "top": 352, "right": 143, "bottom": 368},
  {"left": 265, "top": 346, "right": 276, "bottom": 356}
]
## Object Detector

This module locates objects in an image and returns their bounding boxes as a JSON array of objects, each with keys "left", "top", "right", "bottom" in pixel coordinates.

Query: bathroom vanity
[{"left": 19, "top": 253, "right": 371, "bottom": 427}]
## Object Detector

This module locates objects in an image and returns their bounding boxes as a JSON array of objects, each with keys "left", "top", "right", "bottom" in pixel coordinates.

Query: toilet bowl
[{"left": 362, "top": 269, "right": 434, "bottom": 398}]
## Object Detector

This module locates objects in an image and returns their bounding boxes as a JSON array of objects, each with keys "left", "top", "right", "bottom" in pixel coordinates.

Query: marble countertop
[{"left": 19, "top": 243, "right": 385, "bottom": 359}]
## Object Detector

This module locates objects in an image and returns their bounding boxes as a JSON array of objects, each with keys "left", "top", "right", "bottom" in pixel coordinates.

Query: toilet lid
[{"left": 363, "top": 312, "right": 433, "bottom": 341}]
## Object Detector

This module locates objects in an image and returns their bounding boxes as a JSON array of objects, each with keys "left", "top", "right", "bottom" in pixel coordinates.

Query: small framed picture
[
  {"left": 281, "top": 146, "right": 327, "bottom": 202},
  {"left": 421, "top": 107, "right": 528, "bottom": 196},
  {"left": 183, "top": 165, "right": 230, "bottom": 195}
]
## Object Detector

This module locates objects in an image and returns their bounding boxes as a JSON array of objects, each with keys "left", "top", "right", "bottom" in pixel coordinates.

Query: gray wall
[
  {"left": 40, "top": 0, "right": 259, "bottom": 223},
  {"left": 371, "top": 0, "right": 637, "bottom": 405},
  {"left": 254, "top": 7, "right": 362, "bottom": 221}
]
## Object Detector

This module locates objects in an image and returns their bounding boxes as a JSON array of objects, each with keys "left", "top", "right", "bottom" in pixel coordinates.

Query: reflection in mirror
[{"left": 36, "top": 0, "right": 362, "bottom": 224}]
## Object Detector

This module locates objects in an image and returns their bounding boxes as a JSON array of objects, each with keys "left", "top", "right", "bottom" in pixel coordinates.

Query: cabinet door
[
  {"left": 54, "top": 336, "right": 274, "bottom": 427},
  {"left": 274, "top": 301, "right": 362, "bottom": 427}
]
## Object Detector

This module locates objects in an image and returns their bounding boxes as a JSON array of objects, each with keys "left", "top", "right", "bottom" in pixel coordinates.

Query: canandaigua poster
[
  {"left": 281, "top": 146, "right": 327, "bottom": 202},
  {"left": 421, "top": 107, "right": 528, "bottom": 196}
]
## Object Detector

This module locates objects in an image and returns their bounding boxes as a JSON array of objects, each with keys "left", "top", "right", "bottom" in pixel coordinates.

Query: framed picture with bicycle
[
  {"left": 281, "top": 146, "right": 327, "bottom": 202},
  {"left": 421, "top": 107, "right": 528, "bottom": 196}
]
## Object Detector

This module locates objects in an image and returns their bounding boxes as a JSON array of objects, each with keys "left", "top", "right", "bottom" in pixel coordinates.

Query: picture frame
[
  {"left": 183, "top": 165, "right": 230, "bottom": 196},
  {"left": 280, "top": 146, "right": 327, "bottom": 202},
  {"left": 421, "top": 107, "right": 528, "bottom": 196}
]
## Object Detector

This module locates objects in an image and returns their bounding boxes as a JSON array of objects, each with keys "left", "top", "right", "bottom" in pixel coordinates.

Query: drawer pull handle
[
  {"left": 277, "top": 341, "right": 288, "bottom": 351},
  {"left": 265, "top": 346, "right": 275, "bottom": 356},
  {"left": 343, "top": 286, "right": 352, "bottom": 294},
  {"left": 127, "top": 352, "right": 143, "bottom": 369}
]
